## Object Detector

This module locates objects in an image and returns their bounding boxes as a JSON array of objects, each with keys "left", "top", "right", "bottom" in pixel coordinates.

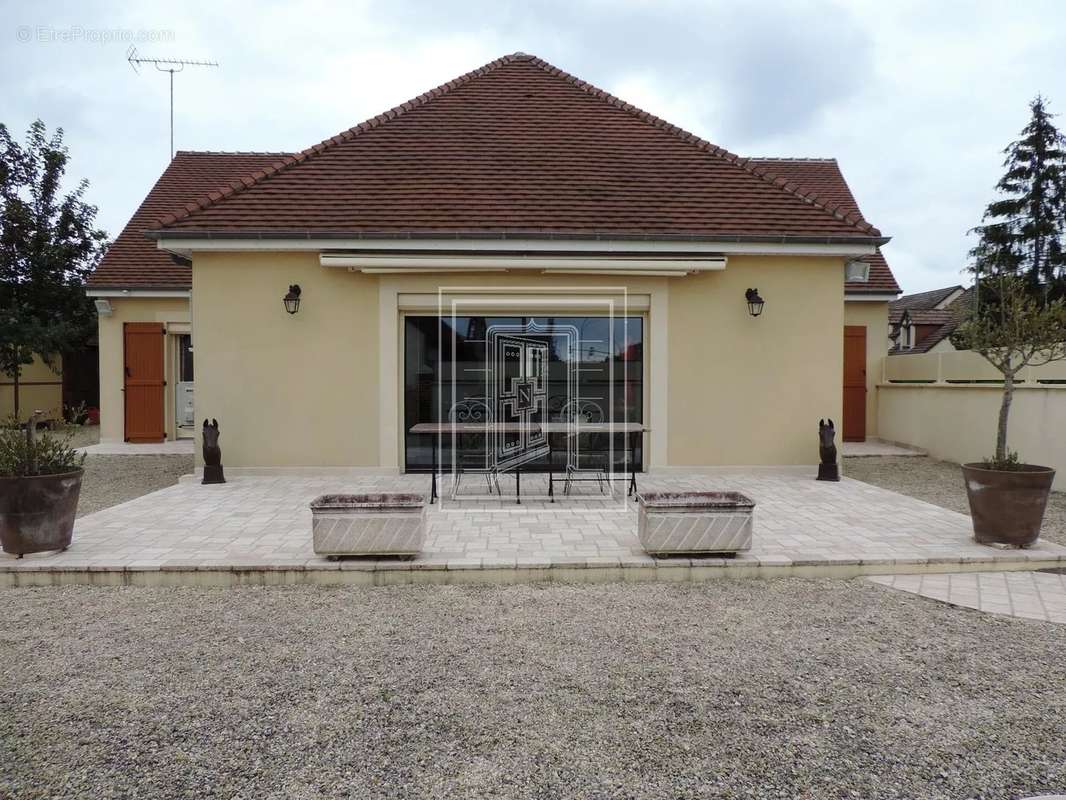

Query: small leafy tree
[
  {"left": 0, "top": 120, "right": 107, "bottom": 418},
  {"left": 953, "top": 275, "right": 1066, "bottom": 466}
]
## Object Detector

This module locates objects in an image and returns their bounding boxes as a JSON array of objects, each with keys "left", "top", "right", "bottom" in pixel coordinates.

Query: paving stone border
[{"left": 4, "top": 471, "right": 1066, "bottom": 587}]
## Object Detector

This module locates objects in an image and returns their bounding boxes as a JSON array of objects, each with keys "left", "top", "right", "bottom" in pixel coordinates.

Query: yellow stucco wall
[
  {"left": 0, "top": 353, "right": 62, "bottom": 422},
  {"left": 189, "top": 252, "right": 847, "bottom": 467},
  {"left": 843, "top": 300, "right": 889, "bottom": 438},
  {"left": 192, "top": 252, "right": 380, "bottom": 467},
  {"left": 97, "top": 297, "right": 190, "bottom": 443},
  {"left": 668, "top": 257, "right": 844, "bottom": 464}
]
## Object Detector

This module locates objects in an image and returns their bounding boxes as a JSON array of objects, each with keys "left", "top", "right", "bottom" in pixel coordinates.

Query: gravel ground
[
  {"left": 76, "top": 453, "right": 194, "bottom": 517},
  {"left": 62, "top": 424, "right": 100, "bottom": 450},
  {"left": 846, "top": 456, "right": 1066, "bottom": 547},
  {"left": 2, "top": 581, "right": 1065, "bottom": 800}
]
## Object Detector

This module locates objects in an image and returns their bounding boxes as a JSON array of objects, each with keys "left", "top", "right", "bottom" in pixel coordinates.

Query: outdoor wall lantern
[
  {"left": 745, "top": 288, "right": 765, "bottom": 317},
  {"left": 283, "top": 284, "right": 302, "bottom": 315},
  {"left": 93, "top": 298, "right": 113, "bottom": 317}
]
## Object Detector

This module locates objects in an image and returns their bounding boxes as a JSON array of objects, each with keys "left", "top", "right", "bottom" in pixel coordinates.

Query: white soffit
[
  {"left": 85, "top": 288, "right": 190, "bottom": 298},
  {"left": 320, "top": 254, "right": 728, "bottom": 273}
]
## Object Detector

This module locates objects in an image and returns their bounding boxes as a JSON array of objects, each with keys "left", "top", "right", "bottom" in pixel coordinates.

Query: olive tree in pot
[
  {"left": 950, "top": 96, "right": 1066, "bottom": 547},
  {"left": 953, "top": 275, "right": 1066, "bottom": 546},
  {"left": 0, "top": 412, "right": 85, "bottom": 557}
]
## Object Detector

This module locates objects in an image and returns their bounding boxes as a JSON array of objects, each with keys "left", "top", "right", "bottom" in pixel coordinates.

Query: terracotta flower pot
[
  {"left": 961, "top": 463, "right": 1055, "bottom": 547},
  {"left": 0, "top": 469, "right": 84, "bottom": 557}
]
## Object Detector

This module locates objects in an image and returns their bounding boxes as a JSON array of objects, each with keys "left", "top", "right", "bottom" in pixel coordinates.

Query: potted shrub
[
  {"left": 0, "top": 412, "right": 85, "bottom": 557},
  {"left": 953, "top": 275, "right": 1066, "bottom": 546},
  {"left": 950, "top": 97, "right": 1066, "bottom": 547}
]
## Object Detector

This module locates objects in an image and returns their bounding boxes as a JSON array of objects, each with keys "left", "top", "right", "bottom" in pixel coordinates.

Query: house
[
  {"left": 889, "top": 285, "right": 973, "bottom": 353},
  {"left": 86, "top": 52, "right": 901, "bottom": 465}
]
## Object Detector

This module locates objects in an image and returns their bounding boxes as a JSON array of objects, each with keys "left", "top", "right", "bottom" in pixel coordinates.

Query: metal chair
[
  {"left": 556, "top": 400, "right": 609, "bottom": 495},
  {"left": 448, "top": 398, "right": 500, "bottom": 499}
]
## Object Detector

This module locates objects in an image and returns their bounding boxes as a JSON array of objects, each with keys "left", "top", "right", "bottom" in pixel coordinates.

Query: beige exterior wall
[
  {"left": 192, "top": 252, "right": 380, "bottom": 467},
  {"left": 97, "top": 297, "right": 190, "bottom": 443},
  {"left": 0, "top": 353, "right": 63, "bottom": 422},
  {"left": 189, "top": 252, "right": 847, "bottom": 468},
  {"left": 669, "top": 257, "right": 844, "bottom": 464},
  {"left": 843, "top": 300, "right": 889, "bottom": 438},
  {"left": 879, "top": 384, "right": 1066, "bottom": 490}
]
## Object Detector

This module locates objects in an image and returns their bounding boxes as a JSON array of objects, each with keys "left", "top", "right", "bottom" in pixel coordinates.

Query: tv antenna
[{"left": 127, "top": 46, "right": 219, "bottom": 159}]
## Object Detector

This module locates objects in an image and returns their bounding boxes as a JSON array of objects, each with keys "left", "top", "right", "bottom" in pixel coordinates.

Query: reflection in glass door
[{"left": 403, "top": 315, "right": 643, "bottom": 472}]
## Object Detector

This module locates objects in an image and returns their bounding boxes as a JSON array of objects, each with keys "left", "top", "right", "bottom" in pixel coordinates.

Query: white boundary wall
[{"left": 879, "top": 351, "right": 1066, "bottom": 489}]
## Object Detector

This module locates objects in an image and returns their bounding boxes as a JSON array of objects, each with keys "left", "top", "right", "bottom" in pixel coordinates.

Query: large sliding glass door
[{"left": 403, "top": 315, "right": 644, "bottom": 472}]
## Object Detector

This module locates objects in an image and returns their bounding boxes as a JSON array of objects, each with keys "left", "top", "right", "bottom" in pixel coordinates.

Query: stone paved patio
[
  {"left": 868, "top": 570, "right": 1066, "bottom": 624},
  {"left": 3, "top": 469, "right": 1066, "bottom": 586}
]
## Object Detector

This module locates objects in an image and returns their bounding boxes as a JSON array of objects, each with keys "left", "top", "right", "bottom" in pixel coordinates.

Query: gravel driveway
[
  {"left": 846, "top": 456, "right": 1066, "bottom": 547},
  {"left": 34, "top": 424, "right": 193, "bottom": 518},
  {"left": 3, "top": 581, "right": 1065, "bottom": 800},
  {"left": 76, "top": 454, "right": 194, "bottom": 517}
]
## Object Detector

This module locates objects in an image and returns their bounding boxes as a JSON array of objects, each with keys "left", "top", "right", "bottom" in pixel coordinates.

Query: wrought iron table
[{"left": 408, "top": 422, "right": 648, "bottom": 504}]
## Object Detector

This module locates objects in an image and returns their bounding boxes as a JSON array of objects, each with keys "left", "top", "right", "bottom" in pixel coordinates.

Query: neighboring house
[
  {"left": 889, "top": 285, "right": 973, "bottom": 354},
  {"left": 87, "top": 52, "right": 901, "bottom": 462}
]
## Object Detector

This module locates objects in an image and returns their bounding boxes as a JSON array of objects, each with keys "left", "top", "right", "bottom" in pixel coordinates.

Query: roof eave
[{"left": 145, "top": 229, "right": 891, "bottom": 247}]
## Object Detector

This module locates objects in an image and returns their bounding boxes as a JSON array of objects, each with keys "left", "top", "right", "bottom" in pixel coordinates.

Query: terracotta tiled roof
[
  {"left": 151, "top": 53, "right": 885, "bottom": 242},
  {"left": 749, "top": 158, "right": 900, "bottom": 295},
  {"left": 88, "top": 152, "right": 290, "bottom": 289},
  {"left": 903, "top": 309, "right": 953, "bottom": 325},
  {"left": 890, "top": 285, "right": 964, "bottom": 312},
  {"left": 889, "top": 287, "right": 976, "bottom": 354}
]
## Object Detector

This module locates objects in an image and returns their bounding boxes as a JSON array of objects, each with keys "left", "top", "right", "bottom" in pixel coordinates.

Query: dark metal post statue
[
  {"left": 202, "top": 419, "right": 226, "bottom": 485},
  {"left": 817, "top": 419, "right": 840, "bottom": 482}
]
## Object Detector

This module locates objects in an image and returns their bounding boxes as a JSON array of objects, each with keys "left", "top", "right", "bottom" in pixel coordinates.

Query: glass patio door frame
[{"left": 400, "top": 310, "right": 647, "bottom": 473}]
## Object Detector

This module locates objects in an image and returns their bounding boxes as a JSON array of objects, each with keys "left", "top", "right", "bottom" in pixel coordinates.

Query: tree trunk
[{"left": 996, "top": 371, "right": 1015, "bottom": 463}]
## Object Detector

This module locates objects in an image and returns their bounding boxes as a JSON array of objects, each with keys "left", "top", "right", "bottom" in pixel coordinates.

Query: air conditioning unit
[{"left": 177, "top": 382, "right": 195, "bottom": 427}]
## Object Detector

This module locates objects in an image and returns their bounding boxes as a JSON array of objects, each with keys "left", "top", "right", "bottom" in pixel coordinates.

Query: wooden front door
[
  {"left": 124, "top": 322, "right": 165, "bottom": 443},
  {"left": 842, "top": 325, "right": 867, "bottom": 442}
]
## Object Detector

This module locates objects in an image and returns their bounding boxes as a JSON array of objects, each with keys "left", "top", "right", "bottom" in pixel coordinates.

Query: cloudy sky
[{"left": 2, "top": 0, "right": 1064, "bottom": 293}]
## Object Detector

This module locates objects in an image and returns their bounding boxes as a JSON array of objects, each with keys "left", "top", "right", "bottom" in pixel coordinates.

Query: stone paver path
[
  {"left": 867, "top": 570, "right": 1066, "bottom": 623},
  {"left": 4, "top": 469, "right": 1066, "bottom": 586}
]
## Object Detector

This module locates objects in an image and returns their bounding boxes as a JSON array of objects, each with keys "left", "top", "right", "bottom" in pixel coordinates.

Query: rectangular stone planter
[
  {"left": 310, "top": 493, "right": 426, "bottom": 556},
  {"left": 636, "top": 491, "right": 754, "bottom": 555}
]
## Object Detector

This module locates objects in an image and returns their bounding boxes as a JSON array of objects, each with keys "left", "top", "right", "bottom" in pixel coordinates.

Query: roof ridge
[
  {"left": 158, "top": 54, "right": 526, "bottom": 227},
  {"left": 175, "top": 150, "right": 293, "bottom": 157},
  {"left": 519, "top": 56, "right": 879, "bottom": 237},
  {"left": 749, "top": 157, "right": 838, "bottom": 163},
  {"left": 159, "top": 52, "right": 880, "bottom": 237}
]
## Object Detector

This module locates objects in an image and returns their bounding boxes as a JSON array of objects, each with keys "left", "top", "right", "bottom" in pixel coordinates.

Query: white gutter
[
  {"left": 844, "top": 292, "right": 899, "bottom": 302},
  {"left": 86, "top": 288, "right": 190, "bottom": 298},
  {"left": 156, "top": 237, "right": 879, "bottom": 258}
]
